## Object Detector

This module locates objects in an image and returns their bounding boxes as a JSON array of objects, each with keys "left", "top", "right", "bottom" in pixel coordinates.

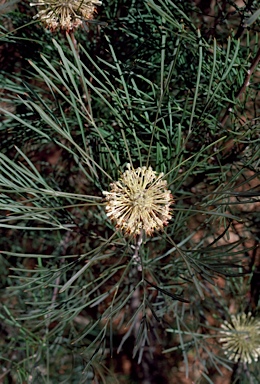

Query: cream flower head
[
  {"left": 220, "top": 312, "right": 260, "bottom": 364},
  {"left": 30, "top": 0, "right": 102, "bottom": 32},
  {"left": 103, "top": 164, "right": 174, "bottom": 236}
]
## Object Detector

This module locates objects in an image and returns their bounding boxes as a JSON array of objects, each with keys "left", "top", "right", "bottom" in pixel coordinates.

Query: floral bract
[
  {"left": 30, "top": 0, "right": 102, "bottom": 31},
  {"left": 220, "top": 312, "right": 260, "bottom": 364},
  {"left": 103, "top": 164, "right": 174, "bottom": 236}
]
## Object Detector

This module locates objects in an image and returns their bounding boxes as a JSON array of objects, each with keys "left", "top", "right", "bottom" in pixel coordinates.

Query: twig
[
  {"left": 130, "top": 231, "right": 144, "bottom": 325},
  {"left": 221, "top": 46, "right": 260, "bottom": 127},
  {"left": 132, "top": 230, "right": 143, "bottom": 271},
  {"left": 130, "top": 232, "right": 155, "bottom": 384}
]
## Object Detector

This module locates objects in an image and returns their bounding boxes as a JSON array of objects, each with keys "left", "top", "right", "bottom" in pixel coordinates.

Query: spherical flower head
[
  {"left": 103, "top": 164, "right": 174, "bottom": 236},
  {"left": 30, "top": 0, "right": 102, "bottom": 32},
  {"left": 220, "top": 313, "right": 260, "bottom": 364}
]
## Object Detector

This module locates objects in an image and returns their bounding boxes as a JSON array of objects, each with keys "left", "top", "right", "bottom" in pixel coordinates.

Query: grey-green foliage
[{"left": 0, "top": 0, "right": 260, "bottom": 382}]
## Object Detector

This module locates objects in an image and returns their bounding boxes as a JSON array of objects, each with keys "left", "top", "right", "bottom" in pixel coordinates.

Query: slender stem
[
  {"left": 69, "top": 31, "right": 79, "bottom": 56},
  {"left": 133, "top": 230, "right": 143, "bottom": 271},
  {"left": 68, "top": 30, "right": 91, "bottom": 115},
  {"left": 130, "top": 230, "right": 143, "bottom": 334}
]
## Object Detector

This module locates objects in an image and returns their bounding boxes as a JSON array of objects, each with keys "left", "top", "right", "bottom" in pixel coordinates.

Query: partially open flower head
[
  {"left": 220, "top": 313, "right": 260, "bottom": 364},
  {"left": 103, "top": 164, "right": 174, "bottom": 236},
  {"left": 30, "top": 0, "right": 102, "bottom": 32}
]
